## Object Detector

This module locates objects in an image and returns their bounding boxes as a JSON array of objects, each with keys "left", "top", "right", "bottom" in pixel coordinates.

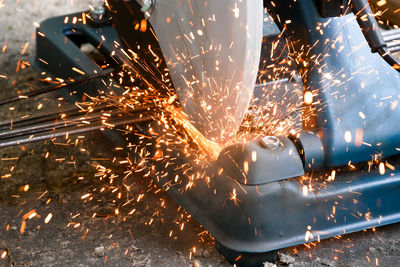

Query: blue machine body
[{"left": 267, "top": 0, "right": 400, "bottom": 168}]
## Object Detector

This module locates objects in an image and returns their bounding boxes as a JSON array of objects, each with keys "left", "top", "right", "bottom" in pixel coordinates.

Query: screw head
[
  {"left": 138, "top": 0, "right": 153, "bottom": 13},
  {"left": 260, "top": 136, "right": 280, "bottom": 150},
  {"left": 90, "top": 6, "right": 106, "bottom": 21},
  {"left": 93, "top": 6, "right": 106, "bottom": 15}
]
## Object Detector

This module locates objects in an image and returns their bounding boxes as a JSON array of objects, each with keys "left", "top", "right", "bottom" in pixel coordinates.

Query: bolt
[
  {"left": 90, "top": 6, "right": 107, "bottom": 21},
  {"left": 138, "top": 0, "right": 154, "bottom": 13},
  {"left": 260, "top": 136, "right": 280, "bottom": 150}
]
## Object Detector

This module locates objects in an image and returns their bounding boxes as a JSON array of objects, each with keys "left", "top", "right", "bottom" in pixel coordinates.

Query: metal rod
[
  {"left": 0, "top": 105, "right": 154, "bottom": 140},
  {"left": 389, "top": 47, "right": 400, "bottom": 53},
  {"left": 0, "top": 112, "right": 105, "bottom": 139},
  {"left": 0, "top": 68, "right": 114, "bottom": 106},
  {"left": 0, "top": 102, "right": 155, "bottom": 131},
  {"left": 387, "top": 41, "right": 400, "bottom": 47},
  {"left": 386, "top": 40, "right": 400, "bottom": 53},
  {"left": 0, "top": 104, "right": 113, "bottom": 131},
  {"left": 0, "top": 114, "right": 154, "bottom": 149},
  {"left": 382, "top": 28, "right": 400, "bottom": 38},
  {"left": 384, "top": 34, "right": 400, "bottom": 43}
]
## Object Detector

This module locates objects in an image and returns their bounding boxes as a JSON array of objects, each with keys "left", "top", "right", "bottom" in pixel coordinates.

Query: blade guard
[{"left": 148, "top": 0, "right": 263, "bottom": 144}]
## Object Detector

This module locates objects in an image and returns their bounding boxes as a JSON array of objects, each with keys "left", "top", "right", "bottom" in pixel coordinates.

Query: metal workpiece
[{"left": 217, "top": 136, "right": 304, "bottom": 185}]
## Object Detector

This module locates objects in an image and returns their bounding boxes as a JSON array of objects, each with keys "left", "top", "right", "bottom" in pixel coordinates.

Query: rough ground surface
[{"left": 1, "top": 1, "right": 400, "bottom": 267}]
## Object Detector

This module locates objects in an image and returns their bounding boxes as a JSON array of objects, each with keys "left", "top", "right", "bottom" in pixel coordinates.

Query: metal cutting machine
[{"left": 33, "top": 0, "right": 400, "bottom": 265}]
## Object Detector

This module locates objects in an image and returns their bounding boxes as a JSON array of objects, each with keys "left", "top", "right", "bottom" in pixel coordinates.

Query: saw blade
[{"left": 147, "top": 0, "right": 263, "bottom": 144}]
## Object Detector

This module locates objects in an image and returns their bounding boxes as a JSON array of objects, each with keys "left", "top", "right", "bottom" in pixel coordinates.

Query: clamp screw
[
  {"left": 138, "top": 0, "right": 154, "bottom": 13},
  {"left": 260, "top": 136, "right": 280, "bottom": 150},
  {"left": 90, "top": 6, "right": 107, "bottom": 21}
]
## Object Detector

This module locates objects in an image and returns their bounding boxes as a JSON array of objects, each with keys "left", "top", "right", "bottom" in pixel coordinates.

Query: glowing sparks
[
  {"left": 140, "top": 19, "right": 147, "bottom": 32},
  {"left": 355, "top": 128, "right": 364, "bottom": 147},
  {"left": 18, "top": 184, "right": 30, "bottom": 192},
  {"left": 20, "top": 220, "right": 26, "bottom": 235},
  {"left": 379, "top": 162, "right": 385, "bottom": 175},
  {"left": 45, "top": 213, "right": 53, "bottom": 224},
  {"left": 229, "top": 188, "right": 239, "bottom": 206},
  {"left": 243, "top": 160, "right": 249, "bottom": 174},
  {"left": 81, "top": 193, "right": 91, "bottom": 199},
  {"left": 1, "top": 174, "right": 11, "bottom": 179},
  {"left": 304, "top": 91, "right": 313, "bottom": 105},
  {"left": 305, "top": 225, "right": 313, "bottom": 242},
  {"left": 20, "top": 42, "right": 29, "bottom": 55},
  {"left": 251, "top": 151, "right": 257, "bottom": 162},
  {"left": 24, "top": 210, "right": 38, "bottom": 220},
  {"left": 72, "top": 67, "right": 86, "bottom": 75},
  {"left": 23, "top": 184, "right": 30, "bottom": 192},
  {"left": 376, "top": 0, "right": 387, "bottom": 7},
  {"left": 20, "top": 210, "right": 39, "bottom": 235},
  {"left": 344, "top": 131, "right": 352, "bottom": 143},
  {"left": 302, "top": 185, "right": 308, "bottom": 196},
  {"left": 386, "top": 162, "right": 395, "bottom": 171},
  {"left": 164, "top": 105, "right": 222, "bottom": 160},
  {"left": 328, "top": 170, "right": 336, "bottom": 181},
  {"left": 323, "top": 72, "right": 333, "bottom": 80},
  {"left": 233, "top": 3, "right": 240, "bottom": 18}
]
